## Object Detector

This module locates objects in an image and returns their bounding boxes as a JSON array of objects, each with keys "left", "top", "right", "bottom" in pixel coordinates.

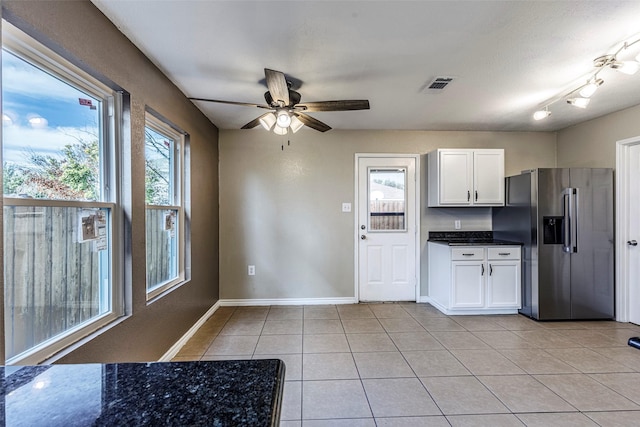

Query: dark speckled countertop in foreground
[
  {"left": 1, "top": 359, "right": 285, "bottom": 426},
  {"left": 428, "top": 231, "right": 522, "bottom": 246}
]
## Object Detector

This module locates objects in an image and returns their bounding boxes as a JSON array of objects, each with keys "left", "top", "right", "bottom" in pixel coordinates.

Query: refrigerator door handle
[
  {"left": 563, "top": 188, "right": 573, "bottom": 253},
  {"left": 572, "top": 188, "right": 579, "bottom": 253}
]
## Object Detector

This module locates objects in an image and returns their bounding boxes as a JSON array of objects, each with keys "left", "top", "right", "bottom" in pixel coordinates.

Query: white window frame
[
  {"left": 144, "top": 111, "right": 186, "bottom": 300},
  {"left": 2, "top": 21, "right": 124, "bottom": 365}
]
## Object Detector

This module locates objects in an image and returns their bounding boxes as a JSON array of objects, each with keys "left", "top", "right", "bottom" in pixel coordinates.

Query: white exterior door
[
  {"left": 357, "top": 156, "right": 417, "bottom": 301},
  {"left": 628, "top": 143, "right": 640, "bottom": 324}
]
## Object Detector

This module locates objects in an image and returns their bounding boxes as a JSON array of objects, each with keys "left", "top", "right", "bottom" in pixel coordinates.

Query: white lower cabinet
[{"left": 428, "top": 243, "right": 521, "bottom": 315}]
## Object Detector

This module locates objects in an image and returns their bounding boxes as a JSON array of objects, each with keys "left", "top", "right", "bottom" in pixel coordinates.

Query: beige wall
[
  {"left": 219, "top": 129, "right": 556, "bottom": 299},
  {"left": 2, "top": 1, "right": 220, "bottom": 362},
  {"left": 557, "top": 104, "right": 640, "bottom": 168}
]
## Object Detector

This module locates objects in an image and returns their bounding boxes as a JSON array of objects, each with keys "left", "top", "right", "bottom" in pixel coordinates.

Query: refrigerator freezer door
[
  {"left": 537, "top": 168, "right": 571, "bottom": 320},
  {"left": 569, "top": 168, "right": 614, "bottom": 319}
]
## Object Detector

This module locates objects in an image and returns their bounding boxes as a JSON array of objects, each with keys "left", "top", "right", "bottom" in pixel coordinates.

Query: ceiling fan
[{"left": 189, "top": 68, "right": 370, "bottom": 133}]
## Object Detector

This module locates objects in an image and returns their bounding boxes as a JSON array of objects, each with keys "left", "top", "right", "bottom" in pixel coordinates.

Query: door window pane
[{"left": 369, "top": 168, "right": 406, "bottom": 231}]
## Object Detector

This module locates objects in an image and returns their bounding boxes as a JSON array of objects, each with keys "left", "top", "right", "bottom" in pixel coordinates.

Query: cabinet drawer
[
  {"left": 487, "top": 247, "right": 521, "bottom": 260},
  {"left": 451, "top": 247, "right": 484, "bottom": 260}
]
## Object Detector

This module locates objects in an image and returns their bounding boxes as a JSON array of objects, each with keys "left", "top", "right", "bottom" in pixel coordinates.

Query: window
[
  {"left": 368, "top": 168, "right": 407, "bottom": 231},
  {"left": 144, "top": 112, "right": 187, "bottom": 299},
  {"left": 2, "top": 22, "right": 123, "bottom": 364}
]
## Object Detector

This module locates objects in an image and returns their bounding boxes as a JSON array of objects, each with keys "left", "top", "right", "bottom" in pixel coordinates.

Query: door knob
[
  {"left": 628, "top": 240, "right": 638, "bottom": 246},
  {"left": 361, "top": 225, "right": 366, "bottom": 230},
  {"left": 361, "top": 235, "right": 367, "bottom": 240}
]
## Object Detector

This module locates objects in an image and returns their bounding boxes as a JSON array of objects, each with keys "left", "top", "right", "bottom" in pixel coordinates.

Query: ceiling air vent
[{"left": 424, "top": 77, "right": 454, "bottom": 92}]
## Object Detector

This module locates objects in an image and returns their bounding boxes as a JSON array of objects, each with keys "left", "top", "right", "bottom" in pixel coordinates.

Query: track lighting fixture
[
  {"left": 567, "top": 98, "right": 590, "bottom": 109},
  {"left": 579, "top": 78, "right": 604, "bottom": 98},
  {"left": 533, "top": 108, "right": 551, "bottom": 121},
  {"left": 533, "top": 36, "right": 640, "bottom": 121}
]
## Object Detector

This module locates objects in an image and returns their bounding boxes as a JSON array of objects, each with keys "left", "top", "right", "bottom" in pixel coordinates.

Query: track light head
[
  {"left": 579, "top": 78, "right": 604, "bottom": 98},
  {"left": 611, "top": 60, "right": 640, "bottom": 75},
  {"left": 533, "top": 109, "right": 551, "bottom": 120},
  {"left": 567, "top": 98, "right": 590, "bottom": 109}
]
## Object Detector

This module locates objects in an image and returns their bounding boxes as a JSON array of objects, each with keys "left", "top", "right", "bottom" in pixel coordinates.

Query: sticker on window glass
[
  {"left": 78, "top": 210, "right": 97, "bottom": 242},
  {"left": 164, "top": 211, "right": 176, "bottom": 237},
  {"left": 93, "top": 210, "right": 108, "bottom": 251}
]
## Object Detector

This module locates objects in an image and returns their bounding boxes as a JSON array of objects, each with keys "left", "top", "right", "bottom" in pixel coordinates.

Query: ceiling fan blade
[
  {"left": 293, "top": 112, "right": 332, "bottom": 132},
  {"left": 189, "top": 97, "right": 272, "bottom": 109},
  {"left": 240, "top": 114, "right": 265, "bottom": 129},
  {"left": 295, "top": 100, "right": 370, "bottom": 112},
  {"left": 264, "top": 68, "right": 290, "bottom": 106}
]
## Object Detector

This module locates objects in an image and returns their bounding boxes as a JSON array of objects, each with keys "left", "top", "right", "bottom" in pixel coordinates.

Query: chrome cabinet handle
[
  {"left": 475, "top": 190, "right": 478, "bottom": 201},
  {"left": 498, "top": 252, "right": 511, "bottom": 256},
  {"left": 629, "top": 240, "right": 638, "bottom": 246},
  {"left": 462, "top": 253, "right": 475, "bottom": 256},
  {"left": 467, "top": 191, "right": 470, "bottom": 202},
  {"left": 481, "top": 264, "right": 484, "bottom": 275},
  {"left": 489, "top": 264, "right": 493, "bottom": 276}
]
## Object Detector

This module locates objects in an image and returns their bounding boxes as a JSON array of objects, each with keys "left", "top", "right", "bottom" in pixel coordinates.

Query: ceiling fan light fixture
[
  {"left": 259, "top": 112, "right": 276, "bottom": 130},
  {"left": 289, "top": 115, "right": 304, "bottom": 133},
  {"left": 533, "top": 108, "right": 551, "bottom": 121},
  {"left": 273, "top": 125, "right": 288, "bottom": 135},
  {"left": 579, "top": 78, "right": 604, "bottom": 98},
  {"left": 276, "top": 110, "right": 292, "bottom": 128},
  {"left": 567, "top": 97, "right": 590, "bottom": 109}
]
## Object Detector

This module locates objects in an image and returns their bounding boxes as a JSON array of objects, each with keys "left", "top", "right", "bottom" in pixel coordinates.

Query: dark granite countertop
[
  {"left": 1, "top": 359, "right": 285, "bottom": 427},
  {"left": 428, "top": 231, "right": 522, "bottom": 246}
]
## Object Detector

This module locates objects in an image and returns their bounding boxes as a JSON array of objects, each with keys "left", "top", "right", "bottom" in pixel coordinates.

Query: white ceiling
[{"left": 92, "top": 0, "right": 640, "bottom": 132}]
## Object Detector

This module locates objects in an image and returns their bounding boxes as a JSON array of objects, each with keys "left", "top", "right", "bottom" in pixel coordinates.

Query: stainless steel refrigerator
[{"left": 492, "top": 168, "right": 614, "bottom": 320}]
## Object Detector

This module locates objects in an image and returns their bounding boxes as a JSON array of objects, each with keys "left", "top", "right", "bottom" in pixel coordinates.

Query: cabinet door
[
  {"left": 473, "top": 150, "right": 504, "bottom": 205},
  {"left": 451, "top": 262, "right": 485, "bottom": 308},
  {"left": 439, "top": 151, "right": 473, "bottom": 205},
  {"left": 486, "top": 261, "right": 521, "bottom": 308}
]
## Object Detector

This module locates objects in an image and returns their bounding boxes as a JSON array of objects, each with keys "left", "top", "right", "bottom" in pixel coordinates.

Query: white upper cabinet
[{"left": 428, "top": 149, "right": 504, "bottom": 207}]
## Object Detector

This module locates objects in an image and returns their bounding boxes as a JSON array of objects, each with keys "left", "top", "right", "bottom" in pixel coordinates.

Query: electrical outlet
[
  {"left": 342, "top": 203, "right": 352, "bottom": 212},
  {"left": 248, "top": 265, "right": 255, "bottom": 276},
  {"left": 454, "top": 220, "right": 461, "bottom": 230}
]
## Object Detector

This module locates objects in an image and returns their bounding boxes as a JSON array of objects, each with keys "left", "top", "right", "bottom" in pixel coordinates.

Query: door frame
[
  {"left": 615, "top": 135, "right": 640, "bottom": 322},
  {"left": 354, "top": 153, "right": 421, "bottom": 302}
]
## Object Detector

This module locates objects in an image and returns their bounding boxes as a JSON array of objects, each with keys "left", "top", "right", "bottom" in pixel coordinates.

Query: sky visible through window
[{"left": 2, "top": 49, "right": 100, "bottom": 167}]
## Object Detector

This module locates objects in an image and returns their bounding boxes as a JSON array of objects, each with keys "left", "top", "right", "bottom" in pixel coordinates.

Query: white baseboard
[
  {"left": 158, "top": 300, "right": 221, "bottom": 362},
  {"left": 218, "top": 297, "right": 358, "bottom": 306}
]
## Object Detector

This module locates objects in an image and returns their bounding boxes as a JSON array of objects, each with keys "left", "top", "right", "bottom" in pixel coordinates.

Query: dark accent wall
[{"left": 2, "top": 0, "right": 219, "bottom": 363}]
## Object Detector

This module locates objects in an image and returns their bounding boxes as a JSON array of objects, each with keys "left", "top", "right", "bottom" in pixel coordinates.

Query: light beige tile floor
[{"left": 173, "top": 303, "right": 640, "bottom": 425}]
